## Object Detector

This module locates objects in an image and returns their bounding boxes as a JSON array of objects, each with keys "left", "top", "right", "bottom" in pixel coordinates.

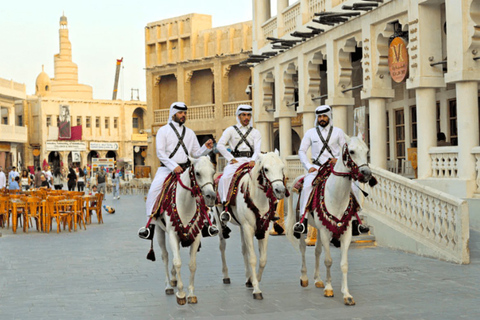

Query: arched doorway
[
  {"left": 274, "top": 129, "right": 301, "bottom": 155},
  {"left": 132, "top": 108, "right": 145, "bottom": 134},
  {"left": 133, "top": 146, "right": 146, "bottom": 166},
  {"left": 87, "top": 151, "right": 99, "bottom": 165},
  {"left": 106, "top": 150, "right": 117, "bottom": 160},
  {"left": 48, "top": 151, "right": 62, "bottom": 170}
]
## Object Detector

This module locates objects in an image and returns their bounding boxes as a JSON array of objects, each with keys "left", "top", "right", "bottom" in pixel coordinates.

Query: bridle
[
  {"left": 257, "top": 166, "right": 289, "bottom": 198},
  {"left": 331, "top": 144, "right": 370, "bottom": 182},
  {"left": 176, "top": 163, "right": 214, "bottom": 197}
]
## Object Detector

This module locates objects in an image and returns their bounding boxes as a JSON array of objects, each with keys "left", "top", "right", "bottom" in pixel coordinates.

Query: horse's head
[
  {"left": 255, "top": 150, "right": 286, "bottom": 199},
  {"left": 190, "top": 156, "right": 216, "bottom": 206},
  {"left": 344, "top": 135, "right": 372, "bottom": 183}
]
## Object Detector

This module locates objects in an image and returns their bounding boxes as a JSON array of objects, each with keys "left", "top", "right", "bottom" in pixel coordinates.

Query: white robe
[
  {"left": 298, "top": 124, "right": 346, "bottom": 218},
  {"left": 145, "top": 121, "right": 210, "bottom": 216},
  {"left": 216, "top": 124, "right": 261, "bottom": 203}
]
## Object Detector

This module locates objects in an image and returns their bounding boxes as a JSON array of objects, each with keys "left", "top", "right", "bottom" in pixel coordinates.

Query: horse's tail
[{"left": 285, "top": 176, "right": 302, "bottom": 248}]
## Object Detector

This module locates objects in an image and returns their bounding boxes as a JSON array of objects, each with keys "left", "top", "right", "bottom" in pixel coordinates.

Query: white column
[
  {"left": 276, "top": 0, "right": 288, "bottom": 37},
  {"left": 456, "top": 81, "right": 479, "bottom": 181},
  {"left": 303, "top": 112, "right": 315, "bottom": 135},
  {"left": 332, "top": 105, "right": 348, "bottom": 133},
  {"left": 369, "top": 98, "right": 387, "bottom": 169},
  {"left": 279, "top": 117, "right": 292, "bottom": 158},
  {"left": 252, "top": 0, "right": 271, "bottom": 52},
  {"left": 256, "top": 121, "right": 272, "bottom": 152},
  {"left": 415, "top": 88, "right": 437, "bottom": 179}
]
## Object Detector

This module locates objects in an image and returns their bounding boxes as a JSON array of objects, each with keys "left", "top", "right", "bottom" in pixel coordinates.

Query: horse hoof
[
  {"left": 245, "top": 280, "right": 253, "bottom": 288},
  {"left": 324, "top": 289, "right": 334, "bottom": 297},
  {"left": 344, "top": 297, "right": 356, "bottom": 306},
  {"left": 300, "top": 279, "right": 309, "bottom": 287},
  {"left": 165, "top": 288, "right": 174, "bottom": 295},
  {"left": 188, "top": 296, "right": 198, "bottom": 304},
  {"left": 176, "top": 296, "right": 186, "bottom": 305},
  {"left": 315, "top": 281, "right": 325, "bottom": 288},
  {"left": 253, "top": 293, "right": 263, "bottom": 300},
  {"left": 170, "top": 280, "right": 177, "bottom": 287},
  {"left": 223, "top": 278, "right": 231, "bottom": 284}
]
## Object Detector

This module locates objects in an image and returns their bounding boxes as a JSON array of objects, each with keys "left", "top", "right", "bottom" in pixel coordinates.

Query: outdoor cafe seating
[{"left": 0, "top": 187, "right": 105, "bottom": 234}]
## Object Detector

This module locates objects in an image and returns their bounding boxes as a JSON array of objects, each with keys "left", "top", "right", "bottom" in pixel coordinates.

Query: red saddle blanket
[
  {"left": 304, "top": 160, "right": 361, "bottom": 240},
  {"left": 215, "top": 162, "right": 252, "bottom": 207}
]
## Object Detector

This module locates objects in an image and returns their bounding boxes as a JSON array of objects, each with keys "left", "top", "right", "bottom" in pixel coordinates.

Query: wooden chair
[
  {"left": 85, "top": 192, "right": 104, "bottom": 224},
  {"left": 0, "top": 196, "right": 9, "bottom": 228},
  {"left": 9, "top": 196, "right": 27, "bottom": 233},
  {"left": 24, "top": 196, "right": 45, "bottom": 232},
  {"left": 46, "top": 195, "right": 66, "bottom": 233},
  {"left": 73, "top": 195, "right": 87, "bottom": 231}
]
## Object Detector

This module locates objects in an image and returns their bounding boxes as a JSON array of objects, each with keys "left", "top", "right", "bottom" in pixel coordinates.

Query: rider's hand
[
  {"left": 308, "top": 167, "right": 318, "bottom": 173},
  {"left": 204, "top": 139, "right": 214, "bottom": 149},
  {"left": 331, "top": 158, "right": 338, "bottom": 165},
  {"left": 173, "top": 166, "right": 183, "bottom": 174},
  {"left": 248, "top": 161, "right": 255, "bottom": 168},
  {"left": 230, "top": 159, "right": 238, "bottom": 164}
]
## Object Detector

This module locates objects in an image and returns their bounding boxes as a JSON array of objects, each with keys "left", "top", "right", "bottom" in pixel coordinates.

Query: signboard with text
[
  {"left": 388, "top": 37, "right": 409, "bottom": 83},
  {"left": 90, "top": 142, "right": 119, "bottom": 150},
  {"left": 46, "top": 141, "right": 87, "bottom": 151}
]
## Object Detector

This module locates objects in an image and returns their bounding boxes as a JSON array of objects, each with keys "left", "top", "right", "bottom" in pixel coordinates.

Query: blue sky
[{"left": 0, "top": 0, "right": 257, "bottom": 101}]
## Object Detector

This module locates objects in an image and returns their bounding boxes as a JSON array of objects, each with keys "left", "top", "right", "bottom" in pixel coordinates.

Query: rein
[{"left": 330, "top": 144, "right": 368, "bottom": 181}]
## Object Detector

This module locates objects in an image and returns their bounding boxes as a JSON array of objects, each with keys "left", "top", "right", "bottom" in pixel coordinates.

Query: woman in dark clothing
[
  {"left": 53, "top": 167, "right": 64, "bottom": 190},
  {"left": 67, "top": 167, "right": 77, "bottom": 191},
  {"left": 77, "top": 169, "right": 85, "bottom": 191}
]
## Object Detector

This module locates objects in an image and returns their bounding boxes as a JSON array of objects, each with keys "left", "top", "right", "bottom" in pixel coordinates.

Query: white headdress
[
  {"left": 314, "top": 105, "right": 332, "bottom": 127},
  {"left": 236, "top": 104, "right": 253, "bottom": 127},
  {"left": 168, "top": 102, "right": 188, "bottom": 124}
]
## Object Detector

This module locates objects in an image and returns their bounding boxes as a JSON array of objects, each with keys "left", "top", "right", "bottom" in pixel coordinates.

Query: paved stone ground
[{"left": 1, "top": 194, "right": 479, "bottom": 320}]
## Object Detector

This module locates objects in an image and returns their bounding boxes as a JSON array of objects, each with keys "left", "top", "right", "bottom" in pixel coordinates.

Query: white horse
[
  {"left": 286, "top": 136, "right": 373, "bottom": 306},
  {"left": 216, "top": 151, "right": 287, "bottom": 300},
  {"left": 153, "top": 156, "right": 216, "bottom": 305}
]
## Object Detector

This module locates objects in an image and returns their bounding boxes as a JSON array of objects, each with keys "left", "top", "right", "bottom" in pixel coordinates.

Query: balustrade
[
  {"left": 364, "top": 165, "right": 469, "bottom": 264},
  {"left": 283, "top": 2, "right": 301, "bottom": 34},
  {"left": 429, "top": 147, "right": 459, "bottom": 178}
]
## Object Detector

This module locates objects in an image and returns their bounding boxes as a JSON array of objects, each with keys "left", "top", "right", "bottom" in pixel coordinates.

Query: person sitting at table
[
  {"left": 9, "top": 176, "right": 20, "bottom": 190},
  {"left": 89, "top": 185, "right": 98, "bottom": 206},
  {"left": 40, "top": 174, "right": 51, "bottom": 189}
]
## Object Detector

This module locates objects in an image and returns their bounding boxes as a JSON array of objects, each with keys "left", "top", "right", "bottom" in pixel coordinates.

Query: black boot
[
  {"left": 202, "top": 223, "right": 219, "bottom": 237},
  {"left": 352, "top": 220, "right": 360, "bottom": 236},
  {"left": 222, "top": 224, "right": 231, "bottom": 239},
  {"left": 293, "top": 219, "right": 308, "bottom": 239}
]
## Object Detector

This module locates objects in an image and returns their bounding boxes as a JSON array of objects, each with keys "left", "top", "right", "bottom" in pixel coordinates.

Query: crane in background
[{"left": 112, "top": 58, "right": 123, "bottom": 100}]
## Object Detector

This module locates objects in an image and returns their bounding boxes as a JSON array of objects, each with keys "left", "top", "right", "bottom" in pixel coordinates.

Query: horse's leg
[
  {"left": 313, "top": 227, "right": 325, "bottom": 288},
  {"left": 319, "top": 228, "right": 334, "bottom": 297},
  {"left": 299, "top": 231, "right": 308, "bottom": 287},
  {"left": 256, "top": 233, "right": 269, "bottom": 283},
  {"left": 167, "top": 231, "right": 186, "bottom": 305},
  {"left": 242, "top": 225, "right": 263, "bottom": 300},
  {"left": 187, "top": 237, "right": 201, "bottom": 304},
  {"left": 239, "top": 225, "right": 252, "bottom": 288},
  {"left": 156, "top": 225, "right": 174, "bottom": 295},
  {"left": 340, "top": 227, "right": 355, "bottom": 305},
  {"left": 217, "top": 207, "right": 230, "bottom": 284}
]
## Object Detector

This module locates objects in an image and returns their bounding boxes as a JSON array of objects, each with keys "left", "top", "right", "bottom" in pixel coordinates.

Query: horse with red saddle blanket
[{"left": 214, "top": 150, "right": 288, "bottom": 300}]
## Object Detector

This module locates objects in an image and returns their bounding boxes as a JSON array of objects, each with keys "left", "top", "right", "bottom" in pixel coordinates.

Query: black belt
[
  {"left": 160, "top": 160, "right": 191, "bottom": 170},
  {"left": 231, "top": 151, "right": 253, "bottom": 158},
  {"left": 312, "top": 159, "right": 321, "bottom": 166}
]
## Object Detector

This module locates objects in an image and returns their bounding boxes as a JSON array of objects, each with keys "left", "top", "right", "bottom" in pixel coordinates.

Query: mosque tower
[{"left": 35, "top": 14, "right": 93, "bottom": 99}]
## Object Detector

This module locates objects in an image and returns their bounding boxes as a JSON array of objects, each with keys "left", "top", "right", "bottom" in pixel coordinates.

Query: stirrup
[
  {"left": 208, "top": 225, "right": 219, "bottom": 237},
  {"left": 220, "top": 210, "right": 231, "bottom": 223},
  {"left": 293, "top": 219, "right": 308, "bottom": 234},
  {"left": 138, "top": 224, "right": 155, "bottom": 240}
]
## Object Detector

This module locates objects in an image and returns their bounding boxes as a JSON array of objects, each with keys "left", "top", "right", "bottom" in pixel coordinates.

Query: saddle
[{"left": 215, "top": 162, "right": 252, "bottom": 208}]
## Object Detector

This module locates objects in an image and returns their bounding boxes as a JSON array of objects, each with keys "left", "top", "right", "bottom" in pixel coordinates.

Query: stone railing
[
  {"left": 429, "top": 147, "right": 459, "bottom": 178},
  {"left": 0, "top": 124, "right": 28, "bottom": 143},
  {"left": 285, "top": 155, "right": 304, "bottom": 186},
  {"left": 364, "top": 165, "right": 470, "bottom": 264},
  {"left": 472, "top": 147, "right": 480, "bottom": 192},
  {"left": 223, "top": 100, "right": 253, "bottom": 118},
  {"left": 262, "top": 17, "right": 277, "bottom": 41},
  {"left": 309, "top": 0, "right": 326, "bottom": 19},
  {"left": 154, "top": 104, "right": 215, "bottom": 124},
  {"left": 283, "top": 2, "right": 301, "bottom": 34}
]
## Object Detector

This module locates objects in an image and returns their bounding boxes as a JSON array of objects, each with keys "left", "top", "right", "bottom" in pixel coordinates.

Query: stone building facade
[
  {"left": 23, "top": 14, "right": 147, "bottom": 175},
  {"left": 144, "top": 14, "right": 254, "bottom": 168}
]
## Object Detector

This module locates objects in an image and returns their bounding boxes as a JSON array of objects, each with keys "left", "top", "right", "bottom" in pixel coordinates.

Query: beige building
[
  {"left": 248, "top": 0, "right": 480, "bottom": 263},
  {"left": 23, "top": 14, "right": 147, "bottom": 175},
  {"left": 0, "top": 77, "right": 28, "bottom": 170},
  {"left": 144, "top": 14, "right": 253, "bottom": 168}
]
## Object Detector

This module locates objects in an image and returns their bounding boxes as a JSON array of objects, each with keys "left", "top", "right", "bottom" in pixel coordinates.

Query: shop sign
[
  {"left": 0, "top": 142, "right": 11, "bottom": 152},
  {"left": 90, "top": 142, "right": 119, "bottom": 150},
  {"left": 388, "top": 37, "right": 409, "bottom": 83},
  {"left": 46, "top": 141, "right": 87, "bottom": 151}
]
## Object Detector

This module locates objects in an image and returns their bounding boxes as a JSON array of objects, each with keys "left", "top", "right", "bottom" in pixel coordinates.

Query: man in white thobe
[
  {"left": 0, "top": 166, "right": 6, "bottom": 190},
  {"left": 216, "top": 104, "right": 261, "bottom": 221},
  {"left": 140, "top": 102, "right": 214, "bottom": 238},
  {"left": 296, "top": 105, "right": 346, "bottom": 232}
]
